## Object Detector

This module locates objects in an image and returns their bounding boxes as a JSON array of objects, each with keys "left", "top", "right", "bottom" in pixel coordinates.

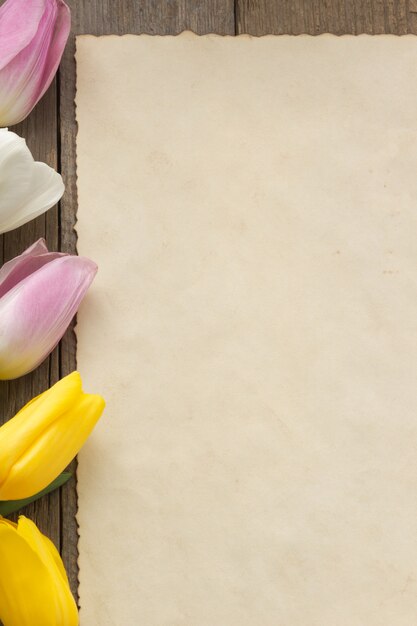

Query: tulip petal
[
  {"left": 2, "top": 393, "right": 105, "bottom": 499},
  {"left": 35, "top": 0, "right": 71, "bottom": 104},
  {"left": 0, "top": 0, "right": 45, "bottom": 70},
  {"left": 0, "top": 372, "right": 82, "bottom": 490},
  {"left": 0, "top": 255, "right": 96, "bottom": 379},
  {"left": 0, "top": 0, "right": 56, "bottom": 124},
  {"left": 0, "top": 239, "right": 48, "bottom": 280},
  {"left": 41, "top": 534, "right": 71, "bottom": 587},
  {"left": 0, "top": 238, "right": 63, "bottom": 298},
  {"left": 0, "top": 129, "right": 64, "bottom": 234},
  {"left": 0, "top": 0, "right": 70, "bottom": 126},
  {"left": 18, "top": 517, "right": 70, "bottom": 587},
  {"left": 0, "top": 517, "right": 78, "bottom": 626},
  {"left": 0, "top": 522, "right": 55, "bottom": 626},
  {"left": 6, "top": 162, "right": 65, "bottom": 229}
]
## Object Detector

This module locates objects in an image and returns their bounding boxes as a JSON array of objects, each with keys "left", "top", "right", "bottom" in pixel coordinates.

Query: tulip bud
[
  {"left": 0, "top": 128, "right": 64, "bottom": 234},
  {"left": 0, "top": 516, "right": 78, "bottom": 626},
  {"left": 0, "top": 0, "right": 70, "bottom": 127},
  {"left": 0, "top": 371, "right": 105, "bottom": 501},
  {"left": 0, "top": 239, "right": 97, "bottom": 380}
]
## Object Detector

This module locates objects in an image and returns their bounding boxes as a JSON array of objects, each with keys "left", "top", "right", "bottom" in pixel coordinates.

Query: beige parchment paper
[{"left": 76, "top": 34, "right": 417, "bottom": 625}]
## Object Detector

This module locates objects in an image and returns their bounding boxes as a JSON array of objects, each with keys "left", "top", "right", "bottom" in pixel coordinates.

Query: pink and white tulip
[
  {"left": 0, "top": 239, "right": 97, "bottom": 380},
  {"left": 0, "top": 0, "right": 70, "bottom": 127}
]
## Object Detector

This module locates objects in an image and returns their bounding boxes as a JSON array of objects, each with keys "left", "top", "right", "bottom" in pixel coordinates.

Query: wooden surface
[{"left": 0, "top": 0, "right": 416, "bottom": 604}]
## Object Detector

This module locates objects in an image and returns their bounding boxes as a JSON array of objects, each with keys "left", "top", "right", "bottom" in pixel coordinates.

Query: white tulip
[{"left": 0, "top": 128, "right": 64, "bottom": 234}]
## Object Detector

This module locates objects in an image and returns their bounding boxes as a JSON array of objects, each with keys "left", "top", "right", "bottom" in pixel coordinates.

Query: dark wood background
[{"left": 0, "top": 0, "right": 415, "bottom": 603}]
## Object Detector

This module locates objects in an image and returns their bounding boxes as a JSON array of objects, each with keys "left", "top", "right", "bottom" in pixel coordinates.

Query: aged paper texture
[{"left": 76, "top": 34, "right": 417, "bottom": 625}]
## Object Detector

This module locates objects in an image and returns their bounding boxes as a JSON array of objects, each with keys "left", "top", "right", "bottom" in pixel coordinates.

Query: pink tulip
[
  {"left": 0, "top": 239, "right": 97, "bottom": 380},
  {"left": 0, "top": 0, "right": 70, "bottom": 127}
]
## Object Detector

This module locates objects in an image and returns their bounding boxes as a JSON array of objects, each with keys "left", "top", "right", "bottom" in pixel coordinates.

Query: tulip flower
[
  {"left": 0, "top": 516, "right": 78, "bottom": 626},
  {"left": 0, "top": 238, "right": 97, "bottom": 380},
  {"left": 0, "top": 371, "right": 105, "bottom": 501},
  {"left": 0, "top": 0, "right": 71, "bottom": 127},
  {"left": 0, "top": 128, "right": 64, "bottom": 234}
]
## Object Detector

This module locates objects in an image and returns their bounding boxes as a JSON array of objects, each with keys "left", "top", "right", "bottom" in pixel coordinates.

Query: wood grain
[
  {"left": 236, "top": 0, "right": 416, "bottom": 34},
  {"left": 1, "top": 0, "right": 417, "bottom": 608}
]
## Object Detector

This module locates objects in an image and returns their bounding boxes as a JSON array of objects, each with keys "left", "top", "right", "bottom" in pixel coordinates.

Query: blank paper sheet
[{"left": 76, "top": 34, "right": 417, "bottom": 625}]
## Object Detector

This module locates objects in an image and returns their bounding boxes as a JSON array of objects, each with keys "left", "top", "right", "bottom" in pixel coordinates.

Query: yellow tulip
[
  {"left": 0, "top": 515, "right": 78, "bottom": 626},
  {"left": 0, "top": 371, "right": 105, "bottom": 500}
]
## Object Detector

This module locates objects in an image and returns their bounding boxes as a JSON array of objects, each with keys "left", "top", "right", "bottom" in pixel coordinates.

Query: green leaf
[{"left": 0, "top": 472, "right": 72, "bottom": 517}]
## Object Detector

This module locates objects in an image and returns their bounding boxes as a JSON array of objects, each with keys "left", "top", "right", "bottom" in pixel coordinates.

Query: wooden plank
[
  {"left": 236, "top": 0, "right": 416, "bottom": 35},
  {"left": 59, "top": 0, "right": 235, "bottom": 599}
]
